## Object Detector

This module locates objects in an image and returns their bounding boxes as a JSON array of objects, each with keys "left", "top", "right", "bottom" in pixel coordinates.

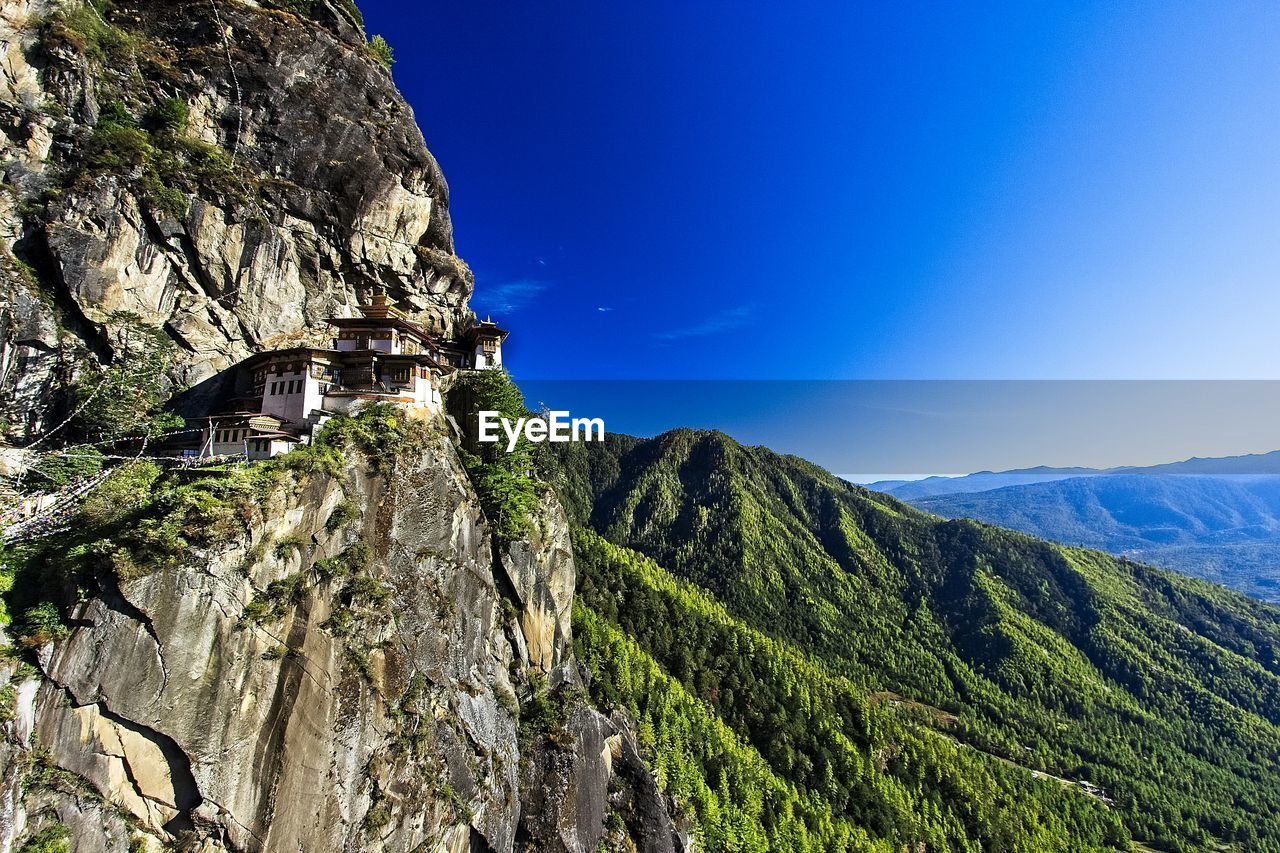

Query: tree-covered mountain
[
  {"left": 545, "top": 430, "right": 1280, "bottom": 852},
  {"left": 915, "top": 475, "right": 1280, "bottom": 602}
]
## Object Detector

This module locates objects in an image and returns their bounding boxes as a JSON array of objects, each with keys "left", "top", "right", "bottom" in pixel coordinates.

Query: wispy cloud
[
  {"left": 597, "top": 306, "right": 613, "bottom": 312},
  {"left": 654, "top": 303, "right": 757, "bottom": 341},
  {"left": 481, "top": 279, "right": 549, "bottom": 313}
]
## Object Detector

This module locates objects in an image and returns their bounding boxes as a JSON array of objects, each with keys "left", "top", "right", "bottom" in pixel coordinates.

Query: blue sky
[{"left": 360, "top": 1, "right": 1280, "bottom": 382}]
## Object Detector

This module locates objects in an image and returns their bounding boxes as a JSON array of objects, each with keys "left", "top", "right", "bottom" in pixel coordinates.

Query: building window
[{"left": 389, "top": 367, "right": 410, "bottom": 385}]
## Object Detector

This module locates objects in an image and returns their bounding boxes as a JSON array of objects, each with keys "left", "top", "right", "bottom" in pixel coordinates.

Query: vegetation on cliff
[
  {"left": 448, "top": 368, "right": 541, "bottom": 542},
  {"left": 0, "top": 405, "right": 426, "bottom": 645}
]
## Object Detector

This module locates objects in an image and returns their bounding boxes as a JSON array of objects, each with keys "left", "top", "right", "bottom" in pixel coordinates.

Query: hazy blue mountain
[
  {"left": 915, "top": 474, "right": 1280, "bottom": 601},
  {"left": 870, "top": 449, "right": 1280, "bottom": 500},
  {"left": 868, "top": 466, "right": 1106, "bottom": 499}
]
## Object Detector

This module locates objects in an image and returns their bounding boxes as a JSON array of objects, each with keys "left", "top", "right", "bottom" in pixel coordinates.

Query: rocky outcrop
[
  {"left": 0, "top": 430, "right": 673, "bottom": 851},
  {"left": 518, "top": 703, "right": 677, "bottom": 853},
  {"left": 0, "top": 0, "right": 476, "bottom": 435},
  {"left": 501, "top": 489, "right": 576, "bottom": 675}
]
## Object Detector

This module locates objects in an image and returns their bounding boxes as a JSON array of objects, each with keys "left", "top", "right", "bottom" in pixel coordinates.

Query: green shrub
[
  {"left": 272, "top": 405, "right": 428, "bottom": 479},
  {"left": 0, "top": 686, "right": 17, "bottom": 725},
  {"left": 346, "top": 576, "right": 390, "bottom": 607},
  {"left": 150, "top": 97, "right": 189, "bottom": 134},
  {"left": 17, "top": 602, "right": 68, "bottom": 647},
  {"left": 267, "top": 572, "right": 306, "bottom": 611},
  {"left": 365, "top": 800, "right": 391, "bottom": 831},
  {"left": 68, "top": 313, "right": 183, "bottom": 443},
  {"left": 438, "top": 782, "right": 473, "bottom": 822},
  {"left": 271, "top": 442, "right": 344, "bottom": 477},
  {"left": 274, "top": 535, "right": 308, "bottom": 560},
  {"left": 335, "top": 0, "right": 364, "bottom": 26},
  {"left": 0, "top": 560, "right": 14, "bottom": 626},
  {"left": 261, "top": 644, "right": 288, "bottom": 661},
  {"left": 26, "top": 446, "right": 104, "bottom": 491},
  {"left": 495, "top": 683, "right": 518, "bottom": 717},
  {"left": 312, "top": 404, "right": 427, "bottom": 473},
  {"left": 323, "top": 608, "right": 354, "bottom": 637},
  {"left": 39, "top": 4, "right": 134, "bottom": 63},
  {"left": 273, "top": 0, "right": 363, "bottom": 28},
  {"left": 86, "top": 122, "right": 154, "bottom": 171},
  {"left": 325, "top": 500, "right": 358, "bottom": 532},
  {"left": 78, "top": 461, "right": 161, "bottom": 527},
  {"left": 141, "top": 173, "right": 187, "bottom": 219},
  {"left": 345, "top": 647, "right": 372, "bottom": 679},
  {"left": 3, "top": 461, "right": 273, "bottom": 650},
  {"left": 98, "top": 99, "right": 135, "bottom": 127},
  {"left": 73, "top": 87, "right": 239, "bottom": 217},
  {"left": 172, "top": 136, "right": 241, "bottom": 194},
  {"left": 17, "top": 823, "right": 71, "bottom": 853},
  {"left": 241, "top": 599, "right": 271, "bottom": 622},
  {"left": 315, "top": 540, "right": 370, "bottom": 581},
  {"left": 367, "top": 34, "right": 394, "bottom": 68}
]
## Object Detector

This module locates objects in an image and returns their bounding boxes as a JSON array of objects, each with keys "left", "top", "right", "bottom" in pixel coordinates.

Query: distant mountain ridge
[
  {"left": 915, "top": 474, "right": 1280, "bottom": 601},
  {"left": 868, "top": 466, "right": 1105, "bottom": 499},
  {"left": 868, "top": 449, "right": 1280, "bottom": 499}
]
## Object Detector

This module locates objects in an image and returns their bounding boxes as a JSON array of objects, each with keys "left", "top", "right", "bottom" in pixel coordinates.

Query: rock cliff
[
  {"left": 0, "top": 1, "right": 677, "bottom": 850},
  {"left": 1, "top": 0, "right": 475, "bottom": 436},
  {"left": 0, "top": 430, "right": 673, "bottom": 851}
]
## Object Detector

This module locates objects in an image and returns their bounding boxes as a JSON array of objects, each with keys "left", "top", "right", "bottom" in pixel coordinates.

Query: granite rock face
[
  {"left": 501, "top": 490, "right": 576, "bottom": 675},
  {"left": 0, "top": 434, "right": 674, "bottom": 851}
]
